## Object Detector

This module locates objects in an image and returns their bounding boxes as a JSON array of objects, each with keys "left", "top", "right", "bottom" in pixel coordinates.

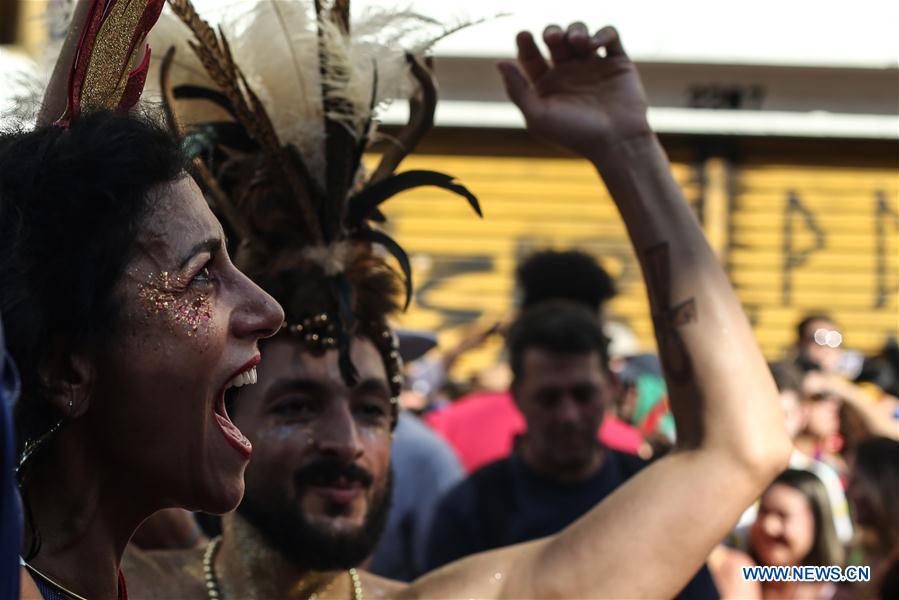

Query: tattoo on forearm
[{"left": 643, "top": 242, "right": 697, "bottom": 384}]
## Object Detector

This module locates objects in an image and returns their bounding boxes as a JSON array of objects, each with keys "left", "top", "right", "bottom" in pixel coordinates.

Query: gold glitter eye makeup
[{"left": 137, "top": 270, "right": 213, "bottom": 337}]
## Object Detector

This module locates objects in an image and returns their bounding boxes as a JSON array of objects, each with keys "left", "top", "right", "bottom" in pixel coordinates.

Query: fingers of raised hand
[
  {"left": 542, "top": 24, "right": 572, "bottom": 63},
  {"left": 590, "top": 26, "right": 627, "bottom": 59},
  {"left": 543, "top": 23, "right": 627, "bottom": 62},
  {"left": 566, "top": 22, "right": 592, "bottom": 55},
  {"left": 516, "top": 30, "right": 549, "bottom": 82}
]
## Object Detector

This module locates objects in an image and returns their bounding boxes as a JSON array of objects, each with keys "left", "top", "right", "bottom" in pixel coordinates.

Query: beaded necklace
[{"left": 202, "top": 536, "right": 363, "bottom": 600}]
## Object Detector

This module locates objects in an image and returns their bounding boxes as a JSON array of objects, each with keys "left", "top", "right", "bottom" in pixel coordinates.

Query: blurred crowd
[
  {"left": 122, "top": 249, "right": 899, "bottom": 599},
  {"left": 370, "top": 249, "right": 899, "bottom": 598},
  {"left": 2, "top": 1, "right": 896, "bottom": 598}
]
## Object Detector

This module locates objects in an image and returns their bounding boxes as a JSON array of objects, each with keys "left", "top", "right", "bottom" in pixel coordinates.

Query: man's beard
[{"left": 238, "top": 457, "right": 393, "bottom": 571}]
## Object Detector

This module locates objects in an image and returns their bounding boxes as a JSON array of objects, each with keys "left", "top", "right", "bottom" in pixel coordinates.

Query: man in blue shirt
[
  {"left": 425, "top": 302, "right": 718, "bottom": 599},
  {"left": 368, "top": 411, "right": 464, "bottom": 581}
]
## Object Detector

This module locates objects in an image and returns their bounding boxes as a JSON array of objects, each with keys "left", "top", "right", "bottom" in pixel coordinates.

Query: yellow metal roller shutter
[
  {"left": 365, "top": 153, "right": 699, "bottom": 378},
  {"left": 730, "top": 163, "right": 899, "bottom": 359}
]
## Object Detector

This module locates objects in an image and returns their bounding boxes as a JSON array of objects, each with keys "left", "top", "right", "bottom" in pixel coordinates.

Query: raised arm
[{"left": 404, "top": 24, "right": 791, "bottom": 599}]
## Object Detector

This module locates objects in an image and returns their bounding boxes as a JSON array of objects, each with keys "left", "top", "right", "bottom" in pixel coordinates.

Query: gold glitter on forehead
[{"left": 137, "top": 271, "right": 212, "bottom": 337}]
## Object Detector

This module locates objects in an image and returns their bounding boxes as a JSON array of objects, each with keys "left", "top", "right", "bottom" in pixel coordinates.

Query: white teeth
[{"left": 226, "top": 366, "right": 257, "bottom": 390}]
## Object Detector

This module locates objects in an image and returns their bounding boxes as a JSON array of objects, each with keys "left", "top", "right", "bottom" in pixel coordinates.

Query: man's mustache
[{"left": 294, "top": 457, "right": 374, "bottom": 488}]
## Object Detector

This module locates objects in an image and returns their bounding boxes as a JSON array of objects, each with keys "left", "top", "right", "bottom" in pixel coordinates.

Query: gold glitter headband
[{"left": 55, "top": 0, "right": 165, "bottom": 127}]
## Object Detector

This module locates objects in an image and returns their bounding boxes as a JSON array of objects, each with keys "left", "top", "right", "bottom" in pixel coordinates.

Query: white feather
[{"left": 145, "top": 0, "right": 477, "bottom": 187}]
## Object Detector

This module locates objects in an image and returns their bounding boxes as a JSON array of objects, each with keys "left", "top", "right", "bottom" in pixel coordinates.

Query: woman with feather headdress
[
  {"left": 121, "top": 0, "right": 792, "bottom": 598},
  {"left": 2, "top": 1, "right": 285, "bottom": 597}
]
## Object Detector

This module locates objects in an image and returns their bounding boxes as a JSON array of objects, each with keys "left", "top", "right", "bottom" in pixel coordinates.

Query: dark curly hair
[
  {"left": 517, "top": 249, "right": 617, "bottom": 313},
  {"left": 0, "top": 109, "right": 186, "bottom": 467}
]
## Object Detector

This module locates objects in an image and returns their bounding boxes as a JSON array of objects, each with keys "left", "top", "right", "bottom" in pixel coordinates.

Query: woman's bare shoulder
[{"left": 359, "top": 570, "right": 409, "bottom": 599}]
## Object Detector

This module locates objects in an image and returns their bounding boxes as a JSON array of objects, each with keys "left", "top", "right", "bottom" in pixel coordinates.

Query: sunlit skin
[
  {"left": 513, "top": 349, "right": 610, "bottom": 482},
  {"left": 124, "top": 21, "right": 792, "bottom": 599},
  {"left": 234, "top": 335, "right": 393, "bottom": 535},
  {"left": 750, "top": 484, "right": 816, "bottom": 567},
  {"left": 21, "top": 176, "right": 283, "bottom": 598}
]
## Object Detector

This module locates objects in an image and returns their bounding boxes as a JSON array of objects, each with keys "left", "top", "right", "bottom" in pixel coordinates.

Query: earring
[{"left": 17, "top": 403, "right": 71, "bottom": 475}]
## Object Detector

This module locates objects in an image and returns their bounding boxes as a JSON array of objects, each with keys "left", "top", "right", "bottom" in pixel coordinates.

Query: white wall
[{"left": 357, "top": 0, "right": 899, "bottom": 69}]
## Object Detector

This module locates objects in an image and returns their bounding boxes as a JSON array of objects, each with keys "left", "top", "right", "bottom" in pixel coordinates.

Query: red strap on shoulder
[{"left": 118, "top": 568, "right": 128, "bottom": 600}]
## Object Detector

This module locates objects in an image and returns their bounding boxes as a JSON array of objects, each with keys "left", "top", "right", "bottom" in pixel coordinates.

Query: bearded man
[{"left": 123, "top": 2, "right": 790, "bottom": 597}]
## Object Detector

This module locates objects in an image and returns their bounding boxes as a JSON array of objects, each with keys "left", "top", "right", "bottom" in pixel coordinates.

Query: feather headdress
[{"left": 154, "top": 0, "right": 482, "bottom": 405}]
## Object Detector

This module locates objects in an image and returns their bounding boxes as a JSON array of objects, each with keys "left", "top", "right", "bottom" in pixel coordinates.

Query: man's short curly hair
[{"left": 506, "top": 300, "right": 611, "bottom": 380}]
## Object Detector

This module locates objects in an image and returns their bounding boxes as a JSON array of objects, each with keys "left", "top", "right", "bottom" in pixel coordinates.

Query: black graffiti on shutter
[
  {"left": 782, "top": 191, "right": 826, "bottom": 306},
  {"left": 415, "top": 255, "right": 493, "bottom": 329},
  {"left": 874, "top": 191, "right": 899, "bottom": 309}
]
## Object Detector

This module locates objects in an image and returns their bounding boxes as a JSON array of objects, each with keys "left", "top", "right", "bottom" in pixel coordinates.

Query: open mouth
[
  {"left": 308, "top": 477, "right": 364, "bottom": 505},
  {"left": 299, "top": 467, "right": 370, "bottom": 506},
  {"left": 214, "top": 358, "right": 259, "bottom": 458}
]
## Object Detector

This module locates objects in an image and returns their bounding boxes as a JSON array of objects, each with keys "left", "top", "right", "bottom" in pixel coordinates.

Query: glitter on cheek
[
  {"left": 137, "top": 282, "right": 175, "bottom": 320},
  {"left": 172, "top": 292, "right": 213, "bottom": 337},
  {"left": 137, "top": 271, "right": 214, "bottom": 337}
]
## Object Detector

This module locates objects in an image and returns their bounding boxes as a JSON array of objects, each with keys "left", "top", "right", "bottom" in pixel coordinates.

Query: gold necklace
[
  {"left": 203, "top": 536, "right": 364, "bottom": 600},
  {"left": 20, "top": 558, "right": 89, "bottom": 600}
]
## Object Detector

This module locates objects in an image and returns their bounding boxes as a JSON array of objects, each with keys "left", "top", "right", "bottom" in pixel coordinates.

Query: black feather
[
  {"left": 330, "top": 275, "right": 359, "bottom": 386},
  {"left": 174, "top": 85, "right": 239, "bottom": 120},
  {"left": 346, "top": 170, "right": 481, "bottom": 227},
  {"left": 351, "top": 227, "right": 413, "bottom": 310}
]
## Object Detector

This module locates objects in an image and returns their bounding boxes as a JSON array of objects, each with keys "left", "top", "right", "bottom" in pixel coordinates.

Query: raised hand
[{"left": 498, "top": 24, "right": 651, "bottom": 162}]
